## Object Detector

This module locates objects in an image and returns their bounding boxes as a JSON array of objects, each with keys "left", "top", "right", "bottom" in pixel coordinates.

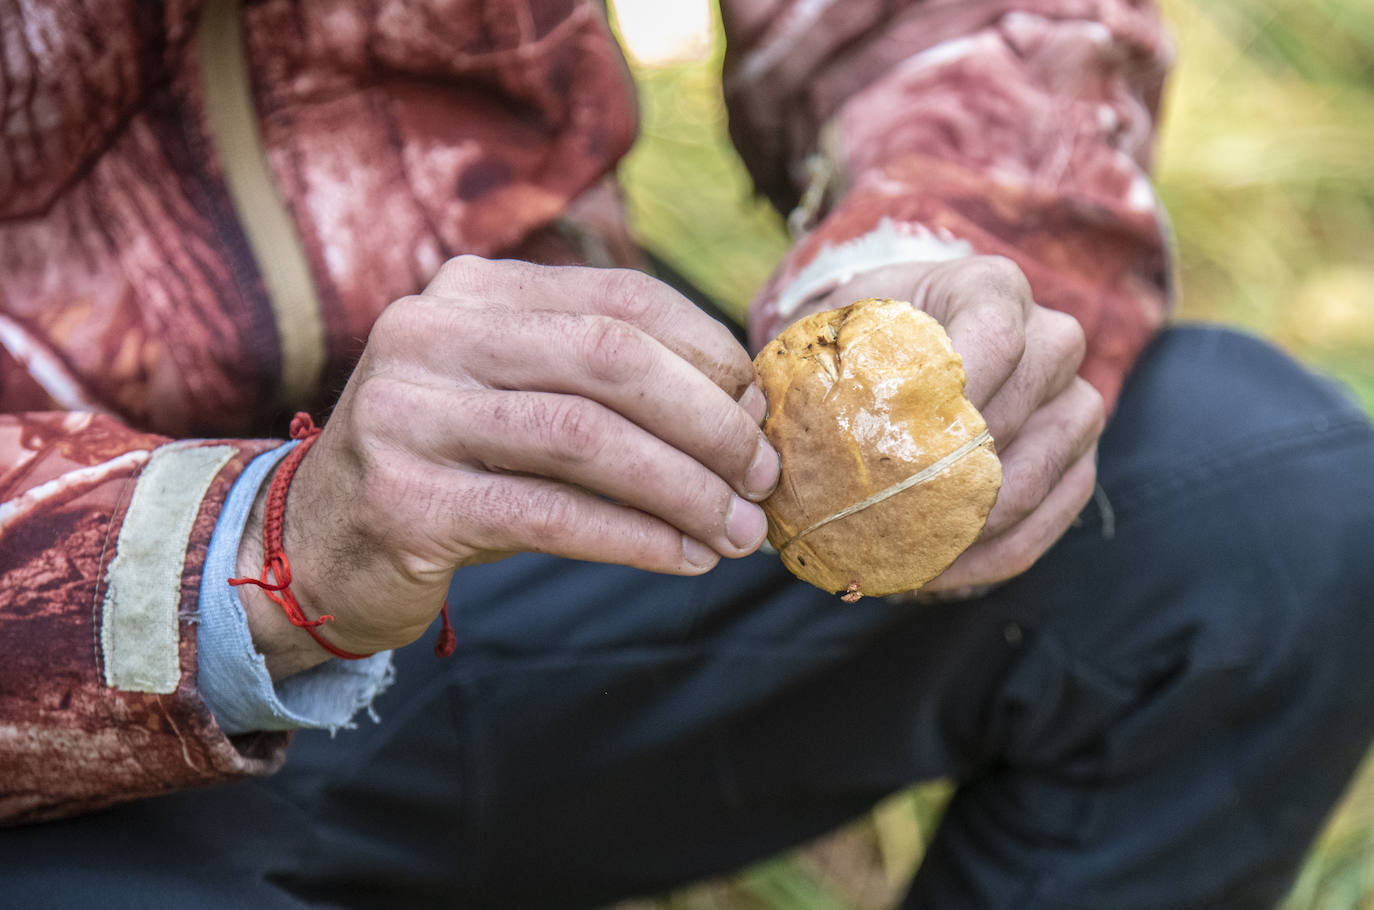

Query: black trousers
[{"left": 7, "top": 325, "right": 1374, "bottom": 909}]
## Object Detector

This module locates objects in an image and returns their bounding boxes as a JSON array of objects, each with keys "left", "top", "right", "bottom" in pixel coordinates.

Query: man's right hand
[{"left": 238, "top": 256, "right": 779, "bottom": 678}]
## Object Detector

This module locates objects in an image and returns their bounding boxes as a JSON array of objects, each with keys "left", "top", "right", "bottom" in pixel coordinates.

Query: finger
[
  {"left": 922, "top": 257, "right": 1035, "bottom": 409},
  {"left": 439, "top": 389, "right": 768, "bottom": 558},
  {"left": 422, "top": 255, "right": 756, "bottom": 399},
  {"left": 981, "top": 377, "right": 1105, "bottom": 539},
  {"left": 402, "top": 304, "right": 780, "bottom": 501},
  {"left": 978, "top": 306, "right": 1088, "bottom": 449},
  {"left": 926, "top": 445, "right": 1098, "bottom": 591},
  {"left": 446, "top": 470, "right": 726, "bottom": 576}
]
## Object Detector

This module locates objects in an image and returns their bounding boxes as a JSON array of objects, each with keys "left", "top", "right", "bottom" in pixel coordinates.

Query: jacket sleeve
[
  {"left": 723, "top": 0, "right": 1175, "bottom": 411},
  {"left": 0, "top": 412, "right": 290, "bottom": 825}
]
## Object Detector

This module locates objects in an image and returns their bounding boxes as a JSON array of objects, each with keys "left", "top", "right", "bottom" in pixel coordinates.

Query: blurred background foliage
[{"left": 606, "top": 0, "right": 1374, "bottom": 907}]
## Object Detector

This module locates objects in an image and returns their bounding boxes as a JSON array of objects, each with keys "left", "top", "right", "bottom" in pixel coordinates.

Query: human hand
[
  {"left": 238, "top": 256, "right": 779, "bottom": 677},
  {"left": 798, "top": 256, "right": 1105, "bottom": 594}
]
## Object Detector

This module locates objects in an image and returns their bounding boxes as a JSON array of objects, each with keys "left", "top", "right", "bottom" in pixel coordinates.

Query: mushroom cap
[{"left": 754, "top": 299, "right": 1002, "bottom": 599}]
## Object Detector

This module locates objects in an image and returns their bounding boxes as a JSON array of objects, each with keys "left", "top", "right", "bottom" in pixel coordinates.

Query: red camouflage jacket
[{"left": 0, "top": 0, "right": 1171, "bottom": 823}]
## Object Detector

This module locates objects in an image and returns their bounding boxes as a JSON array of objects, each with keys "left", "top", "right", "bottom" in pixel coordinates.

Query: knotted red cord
[{"left": 230, "top": 412, "right": 456, "bottom": 660}]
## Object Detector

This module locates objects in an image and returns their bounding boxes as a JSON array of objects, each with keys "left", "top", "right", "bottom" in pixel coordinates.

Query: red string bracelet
[{"left": 230, "top": 412, "right": 456, "bottom": 660}]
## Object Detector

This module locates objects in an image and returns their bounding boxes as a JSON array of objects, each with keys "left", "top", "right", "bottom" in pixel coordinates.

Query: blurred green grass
[{"left": 609, "top": 0, "right": 1374, "bottom": 907}]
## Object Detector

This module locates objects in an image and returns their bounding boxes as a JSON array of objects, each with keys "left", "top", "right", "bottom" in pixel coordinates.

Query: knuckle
[
  {"left": 1044, "top": 308, "right": 1088, "bottom": 370},
  {"left": 1070, "top": 378, "right": 1107, "bottom": 440},
  {"left": 429, "top": 254, "right": 529, "bottom": 302},
  {"left": 541, "top": 398, "right": 608, "bottom": 464},
  {"left": 994, "top": 323, "right": 1028, "bottom": 369},
  {"left": 466, "top": 481, "right": 520, "bottom": 543},
  {"left": 483, "top": 393, "right": 522, "bottom": 434},
  {"left": 368, "top": 295, "right": 427, "bottom": 347},
  {"left": 580, "top": 315, "right": 650, "bottom": 385},
  {"left": 525, "top": 486, "right": 579, "bottom": 542},
  {"left": 599, "top": 268, "right": 662, "bottom": 325},
  {"left": 1086, "top": 386, "right": 1107, "bottom": 437},
  {"left": 436, "top": 253, "right": 487, "bottom": 288},
  {"left": 970, "top": 255, "right": 1033, "bottom": 304},
  {"left": 349, "top": 374, "right": 410, "bottom": 427},
  {"left": 342, "top": 385, "right": 422, "bottom": 482}
]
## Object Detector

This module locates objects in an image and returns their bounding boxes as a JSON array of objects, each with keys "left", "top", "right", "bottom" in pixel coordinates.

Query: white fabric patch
[
  {"left": 776, "top": 219, "right": 975, "bottom": 319},
  {"left": 102, "top": 444, "right": 236, "bottom": 694}
]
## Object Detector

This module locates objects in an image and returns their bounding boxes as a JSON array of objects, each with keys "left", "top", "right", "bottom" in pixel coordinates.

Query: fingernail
[
  {"left": 744, "top": 439, "right": 780, "bottom": 500},
  {"left": 726, "top": 496, "right": 768, "bottom": 550},
  {"left": 739, "top": 383, "right": 768, "bottom": 425},
  {"left": 682, "top": 535, "right": 719, "bottom": 570}
]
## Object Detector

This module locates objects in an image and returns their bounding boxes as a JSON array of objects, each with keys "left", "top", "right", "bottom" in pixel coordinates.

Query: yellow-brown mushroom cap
[{"left": 754, "top": 298, "right": 1002, "bottom": 600}]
